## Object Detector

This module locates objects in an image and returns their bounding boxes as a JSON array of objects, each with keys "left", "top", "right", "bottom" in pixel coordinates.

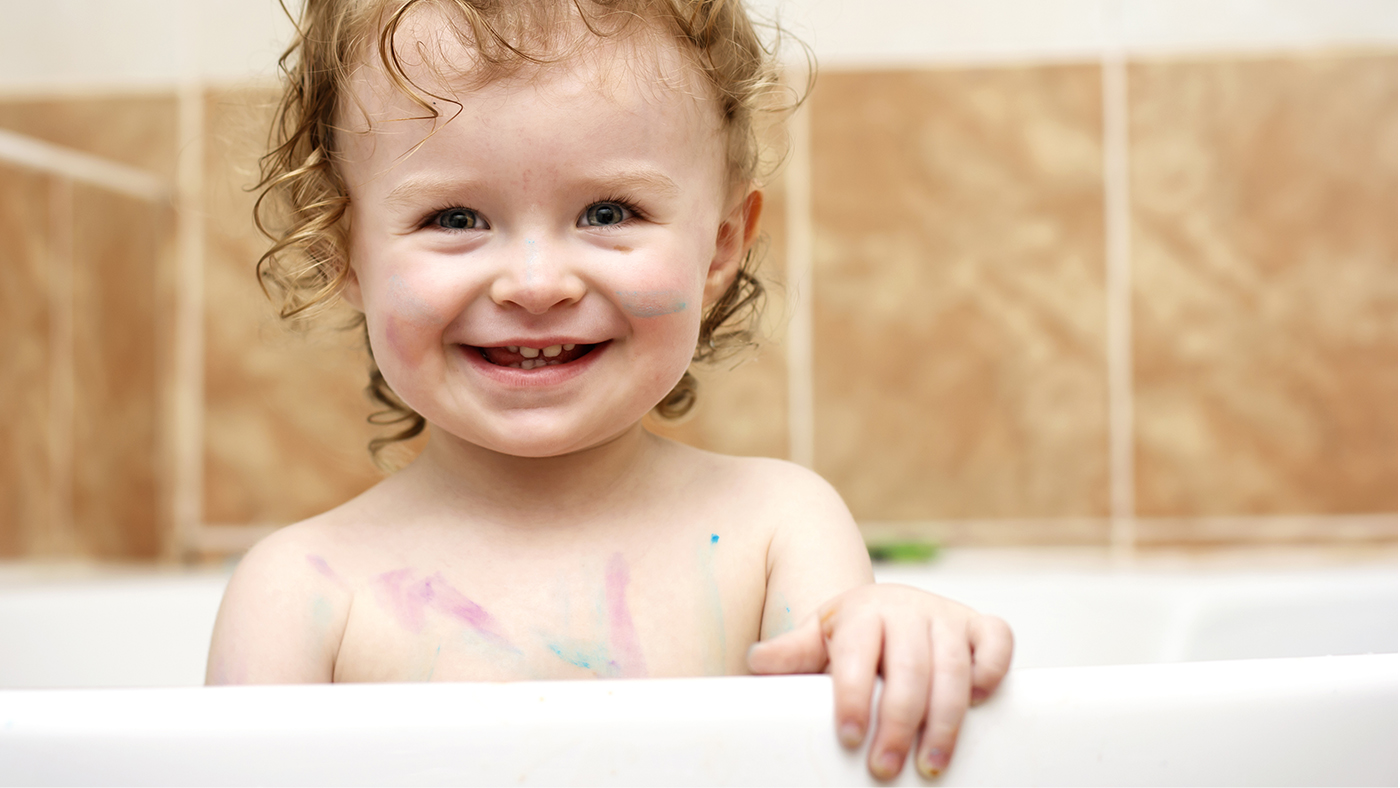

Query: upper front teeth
[
  {"left": 519, "top": 347, "right": 540, "bottom": 358},
  {"left": 542, "top": 345, "right": 562, "bottom": 358}
]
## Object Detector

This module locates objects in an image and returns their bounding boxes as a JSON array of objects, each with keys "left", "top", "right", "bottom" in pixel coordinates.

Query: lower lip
[{"left": 458, "top": 342, "right": 609, "bottom": 388}]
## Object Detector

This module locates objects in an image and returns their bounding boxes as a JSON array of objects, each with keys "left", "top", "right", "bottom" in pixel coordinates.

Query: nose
[{"left": 489, "top": 237, "right": 586, "bottom": 314}]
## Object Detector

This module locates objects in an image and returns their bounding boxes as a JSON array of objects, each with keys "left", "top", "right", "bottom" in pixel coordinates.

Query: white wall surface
[{"left": 0, "top": 1, "right": 1393, "bottom": 89}]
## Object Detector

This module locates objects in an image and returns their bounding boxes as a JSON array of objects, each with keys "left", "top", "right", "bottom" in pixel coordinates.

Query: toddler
[{"left": 207, "top": 0, "right": 1013, "bottom": 779}]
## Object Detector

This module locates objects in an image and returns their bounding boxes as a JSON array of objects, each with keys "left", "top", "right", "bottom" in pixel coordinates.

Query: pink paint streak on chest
[
  {"left": 604, "top": 553, "right": 648, "bottom": 678},
  {"left": 373, "top": 569, "right": 514, "bottom": 650}
]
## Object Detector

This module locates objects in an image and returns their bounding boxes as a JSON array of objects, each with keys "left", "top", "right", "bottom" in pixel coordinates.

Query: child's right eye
[{"left": 434, "top": 208, "right": 486, "bottom": 230}]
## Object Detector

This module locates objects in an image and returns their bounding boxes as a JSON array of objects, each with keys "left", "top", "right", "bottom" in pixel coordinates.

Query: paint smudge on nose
[
  {"left": 615, "top": 289, "right": 687, "bottom": 318},
  {"left": 374, "top": 568, "right": 518, "bottom": 652},
  {"left": 604, "top": 553, "right": 648, "bottom": 678}
]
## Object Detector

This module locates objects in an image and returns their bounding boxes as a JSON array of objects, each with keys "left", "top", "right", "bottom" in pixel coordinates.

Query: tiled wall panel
[
  {"left": 1130, "top": 54, "right": 1398, "bottom": 517},
  {"left": 810, "top": 66, "right": 1111, "bottom": 521},
  {"left": 0, "top": 95, "right": 178, "bottom": 179},
  {"left": 0, "top": 166, "right": 51, "bottom": 556},
  {"left": 201, "top": 89, "right": 387, "bottom": 526},
  {"left": 69, "top": 184, "right": 170, "bottom": 557}
]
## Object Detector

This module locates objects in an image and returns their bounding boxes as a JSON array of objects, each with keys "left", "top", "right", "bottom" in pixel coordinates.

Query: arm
[
  {"left": 205, "top": 525, "right": 351, "bottom": 684},
  {"left": 747, "top": 465, "right": 1014, "bottom": 780}
]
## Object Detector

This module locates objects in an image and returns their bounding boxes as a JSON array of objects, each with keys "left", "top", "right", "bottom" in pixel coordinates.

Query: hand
[{"left": 746, "top": 583, "right": 1013, "bottom": 779}]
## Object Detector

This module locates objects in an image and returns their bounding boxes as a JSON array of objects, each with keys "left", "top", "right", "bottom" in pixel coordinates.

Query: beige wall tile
[
  {"left": 0, "top": 166, "right": 51, "bottom": 557},
  {"left": 1131, "top": 54, "right": 1398, "bottom": 517},
  {"left": 0, "top": 94, "right": 178, "bottom": 180},
  {"left": 811, "top": 66, "right": 1110, "bottom": 522},
  {"left": 202, "top": 88, "right": 388, "bottom": 526},
  {"left": 69, "top": 184, "right": 170, "bottom": 558},
  {"left": 645, "top": 179, "right": 789, "bottom": 459}
]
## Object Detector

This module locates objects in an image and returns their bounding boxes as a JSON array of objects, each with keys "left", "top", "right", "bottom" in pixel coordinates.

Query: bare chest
[{"left": 330, "top": 532, "right": 766, "bottom": 683}]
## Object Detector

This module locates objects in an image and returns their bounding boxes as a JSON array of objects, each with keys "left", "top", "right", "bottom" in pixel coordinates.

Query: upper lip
[{"left": 466, "top": 338, "right": 602, "bottom": 348}]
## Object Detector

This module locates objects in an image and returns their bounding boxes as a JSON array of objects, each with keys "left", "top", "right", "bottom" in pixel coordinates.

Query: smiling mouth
[{"left": 475, "top": 342, "right": 600, "bottom": 370}]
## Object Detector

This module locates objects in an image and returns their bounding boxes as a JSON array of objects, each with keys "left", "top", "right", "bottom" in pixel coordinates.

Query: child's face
[{"left": 338, "top": 25, "right": 753, "bottom": 458}]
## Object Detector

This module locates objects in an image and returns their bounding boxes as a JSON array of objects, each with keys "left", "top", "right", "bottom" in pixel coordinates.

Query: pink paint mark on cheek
[
  {"left": 604, "top": 553, "right": 648, "bottom": 678},
  {"left": 614, "top": 289, "right": 688, "bottom": 318},
  {"left": 387, "top": 274, "right": 441, "bottom": 325}
]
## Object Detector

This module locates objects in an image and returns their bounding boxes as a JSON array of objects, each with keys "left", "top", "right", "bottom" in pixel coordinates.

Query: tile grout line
[
  {"left": 784, "top": 89, "right": 815, "bottom": 469},
  {"left": 1101, "top": 1, "right": 1137, "bottom": 558},
  {"left": 172, "top": 83, "right": 206, "bottom": 560},
  {"left": 45, "top": 177, "right": 77, "bottom": 556}
]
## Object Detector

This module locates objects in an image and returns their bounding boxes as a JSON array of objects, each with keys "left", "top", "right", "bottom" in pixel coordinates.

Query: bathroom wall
[{"left": 0, "top": 0, "right": 1394, "bottom": 559}]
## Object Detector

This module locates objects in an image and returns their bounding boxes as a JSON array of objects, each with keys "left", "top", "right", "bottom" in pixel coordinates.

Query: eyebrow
[
  {"left": 382, "top": 174, "right": 482, "bottom": 211},
  {"left": 380, "top": 168, "right": 682, "bottom": 210}
]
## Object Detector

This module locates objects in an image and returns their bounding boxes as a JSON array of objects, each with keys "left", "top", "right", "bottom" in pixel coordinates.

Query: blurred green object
[{"left": 867, "top": 541, "right": 940, "bottom": 563}]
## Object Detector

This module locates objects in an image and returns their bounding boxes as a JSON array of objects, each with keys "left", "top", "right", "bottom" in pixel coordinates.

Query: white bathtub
[{"left": 0, "top": 554, "right": 1395, "bottom": 786}]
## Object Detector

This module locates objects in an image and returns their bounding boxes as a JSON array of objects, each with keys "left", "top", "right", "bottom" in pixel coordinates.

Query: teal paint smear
[
  {"left": 545, "top": 640, "right": 618, "bottom": 677},
  {"left": 310, "top": 594, "right": 333, "bottom": 629},
  {"left": 698, "top": 534, "right": 726, "bottom": 675},
  {"left": 424, "top": 643, "right": 442, "bottom": 681},
  {"left": 615, "top": 289, "right": 687, "bottom": 317},
  {"left": 770, "top": 592, "right": 796, "bottom": 638}
]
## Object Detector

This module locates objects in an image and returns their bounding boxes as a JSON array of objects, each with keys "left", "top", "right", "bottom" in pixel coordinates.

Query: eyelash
[
  {"left": 421, "top": 196, "right": 647, "bottom": 233},
  {"left": 583, "top": 195, "right": 646, "bottom": 227}
]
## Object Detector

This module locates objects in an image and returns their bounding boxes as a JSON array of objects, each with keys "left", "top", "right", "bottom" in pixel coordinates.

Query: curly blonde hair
[{"left": 254, "top": 0, "right": 805, "bottom": 460}]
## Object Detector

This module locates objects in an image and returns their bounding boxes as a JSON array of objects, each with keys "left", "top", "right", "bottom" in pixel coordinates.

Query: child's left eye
[{"left": 579, "top": 202, "right": 632, "bottom": 227}]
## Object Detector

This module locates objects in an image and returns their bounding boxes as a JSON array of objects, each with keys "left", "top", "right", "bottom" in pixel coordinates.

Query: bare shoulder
[
  {"left": 656, "top": 440, "right": 859, "bottom": 554},
  {"left": 697, "top": 452, "right": 854, "bottom": 526},
  {"left": 208, "top": 508, "right": 365, "bottom": 684}
]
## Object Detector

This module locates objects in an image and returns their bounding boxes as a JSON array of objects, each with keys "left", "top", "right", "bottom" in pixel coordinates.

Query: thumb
[{"left": 747, "top": 615, "right": 830, "bottom": 675}]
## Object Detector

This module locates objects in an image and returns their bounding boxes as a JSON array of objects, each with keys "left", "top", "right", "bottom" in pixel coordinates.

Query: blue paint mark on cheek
[{"left": 615, "top": 290, "right": 688, "bottom": 317}]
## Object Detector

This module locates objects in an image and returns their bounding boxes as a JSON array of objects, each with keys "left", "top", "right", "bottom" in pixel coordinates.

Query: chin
[{"left": 454, "top": 415, "right": 638, "bottom": 460}]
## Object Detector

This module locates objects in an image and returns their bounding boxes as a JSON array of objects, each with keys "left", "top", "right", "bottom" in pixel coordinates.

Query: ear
[
  {"left": 340, "top": 263, "right": 365, "bottom": 312},
  {"left": 703, "top": 188, "right": 764, "bottom": 307}
]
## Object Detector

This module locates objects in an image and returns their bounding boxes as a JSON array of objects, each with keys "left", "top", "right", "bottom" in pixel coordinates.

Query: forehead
[{"left": 338, "top": 4, "right": 721, "bottom": 143}]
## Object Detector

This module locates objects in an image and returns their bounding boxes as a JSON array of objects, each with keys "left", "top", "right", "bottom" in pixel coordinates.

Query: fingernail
[
  {"left": 970, "top": 687, "right": 989, "bottom": 705},
  {"left": 874, "top": 750, "right": 903, "bottom": 779},
  {"left": 838, "top": 721, "right": 863, "bottom": 747},
  {"left": 919, "top": 748, "right": 947, "bottom": 776}
]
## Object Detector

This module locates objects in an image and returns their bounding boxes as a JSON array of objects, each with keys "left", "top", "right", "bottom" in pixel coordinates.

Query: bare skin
[
  {"left": 209, "top": 429, "right": 867, "bottom": 684},
  {"left": 209, "top": 11, "right": 1012, "bottom": 780}
]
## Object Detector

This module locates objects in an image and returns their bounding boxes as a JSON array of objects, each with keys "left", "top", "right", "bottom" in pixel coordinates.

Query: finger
[
  {"left": 968, "top": 614, "right": 1014, "bottom": 705},
  {"left": 866, "top": 615, "right": 931, "bottom": 781},
  {"left": 916, "top": 618, "right": 972, "bottom": 777},
  {"left": 746, "top": 615, "right": 829, "bottom": 675},
  {"left": 826, "top": 611, "right": 883, "bottom": 750}
]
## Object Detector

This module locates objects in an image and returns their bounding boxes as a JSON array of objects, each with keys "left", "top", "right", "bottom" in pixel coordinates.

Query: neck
[{"left": 396, "top": 421, "right": 666, "bottom": 530}]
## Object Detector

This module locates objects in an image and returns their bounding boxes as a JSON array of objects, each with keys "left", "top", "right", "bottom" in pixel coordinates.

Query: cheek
[
  {"left": 384, "top": 273, "right": 446, "bottom": 326},
  {"left": 612, "top": 245, "right": 711, "bottom": 319},
  {"left": 614, "top": 289, "right": 690, "bottom": 318},
  {"left": 370, "top": 273, "right": 455, "bottom": 365}
]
